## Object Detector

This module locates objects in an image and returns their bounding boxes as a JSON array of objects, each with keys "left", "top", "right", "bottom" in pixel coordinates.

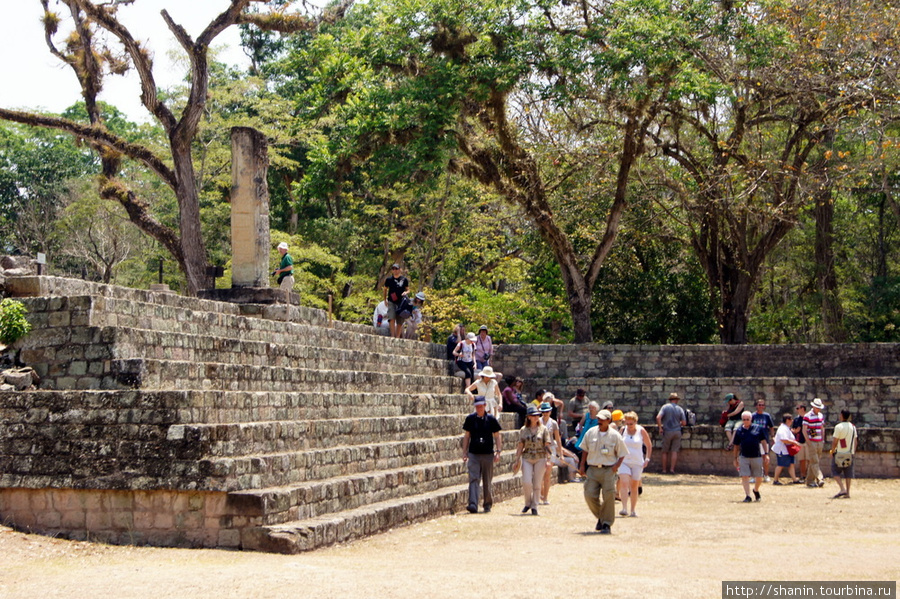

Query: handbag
[
  {"left": 834, "top": 452, "right": 853, "bottom": 468},
  {"left": 719, "top": 410, "right": 729, "bottom": 427},
  {"left": 787, "top": 443, "right": 801, "bottom": 456}
]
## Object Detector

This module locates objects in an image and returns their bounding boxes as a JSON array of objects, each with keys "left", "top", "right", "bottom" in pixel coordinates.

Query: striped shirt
[{"left": 805, "top": 410, "right": 825, "bottom": 442}]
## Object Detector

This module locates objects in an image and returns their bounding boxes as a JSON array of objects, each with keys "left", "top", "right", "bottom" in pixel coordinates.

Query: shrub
[{"left": 0, "top": 299, "right": 32, "bottom": 345}]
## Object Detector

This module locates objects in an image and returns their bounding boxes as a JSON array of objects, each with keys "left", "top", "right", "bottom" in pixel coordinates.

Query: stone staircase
[{"left": 0, "top": 277, "right": 522, "bottom": 552}]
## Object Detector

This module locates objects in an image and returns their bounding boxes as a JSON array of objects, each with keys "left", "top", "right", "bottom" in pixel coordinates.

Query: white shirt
[{"left": 772, "top": 423, "right": 795, "bottom": 455}]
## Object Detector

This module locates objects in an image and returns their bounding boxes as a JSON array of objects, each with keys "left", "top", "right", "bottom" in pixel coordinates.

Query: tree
[
  {"left": 0, "top": 0, "right": 348, "bottom": 294},
  {"left": 646, "top": 0, "right": 900, "bottom": 343}
]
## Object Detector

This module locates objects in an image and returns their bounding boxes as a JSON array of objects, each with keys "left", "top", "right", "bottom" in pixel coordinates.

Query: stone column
[{"left": 230, "top": 127, "right": 270, "bottom": 288}]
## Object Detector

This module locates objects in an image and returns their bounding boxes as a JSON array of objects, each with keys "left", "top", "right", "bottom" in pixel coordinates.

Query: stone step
[
  {"left": 181, "top": 414, "right": 477, "bottom": 456},
  {"left": 226, "top": 454, "right": 522, "bottom": 526},
  {"left": 18, "top": 292, "right": 443, "bottom": 362},
  {"left": 107, "top": 326, "right": 450, "bottom": 376},
  {"left": 0, "top": 390, "right": 472, "bottom": 424},
  {"left": 240, "top": 471, "right": 524, "bottom": 553},
  {"left": 47, "top": 357, "right": 459, "bottom": 393},
  {"left": 200, "top": 430, "right": 522, "bottom": 491}
]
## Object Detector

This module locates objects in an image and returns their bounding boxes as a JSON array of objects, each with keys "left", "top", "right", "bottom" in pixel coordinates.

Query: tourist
[
  {"left": 474, "top": 325, "right": 493, "bottom": 370},
  {"left": 611, "top": 409, "right": 624, "bottom": 431},
  {"left": 733, "top": 411, "right": 768, "bottom": 502},
  {"left": 542, "top": 391, "right": 566, "bottom": 426},
  {"left": 465, "top": 366, "right": 502, "bottom": 419},
  {"left": 271, "top": 241, "right": 294, "bottom": 304},
  {"left": 402, "top": 292, "right": 426, "bottom": 339},
  {"left": 722, "top": 393, "right": 744, "bottom": 450},
  {"left": 461, "top": 396, "right": 503, "bottom": 514},
  {"left": 575, "top": 401, "right": 601, "bottom": 474},
  {"left": 513, "top": 405, "right": 551, "bottom": 515},
  {"left": 579, "top": 409, "right": 628, "bottom": 534},
  {"left": 567, "top": 389, "right": 589, "bottom": 438},
  {"left": 803, "top": 398, "right": 826, "bottom": 488},
  {"left": 502, "top": 376, "right": 527, "bottom": 429},
  {"left": 771, "top": 413, "right": 801, "bottom": 485},
  {"left": 656, "top": 392, "right": 687, "bottom": 474},
  {"left": 539, "top": 401, "right": 578, "bottom": 501},
  {"left": 446, "top": 324, "right": 464, "bottom": 362},
  {"left": 382, "top": 263, "right": 410, "bottom": 338},
  {"left": 453, "top": 332, "right": 477, "bottom": 390},
  {"left": 791, "top": 403, "right": 809, "bottom": 479},
  {"left": 751, "top": 399, "right": 775, "bottom": 482},
  {"left": 830, "top": 409, "right": 858, "bottom": 499},
  {"left": 618, "top": 411, "right": 652, "bottom": 517}
]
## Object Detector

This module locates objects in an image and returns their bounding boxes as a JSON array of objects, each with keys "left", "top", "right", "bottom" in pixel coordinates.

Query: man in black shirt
[
  {"left": 382, "top": 263, "right": 409, "bottom": 338},
  {"left": 462, "top": 396, "right": 503, "bottom": 513}
]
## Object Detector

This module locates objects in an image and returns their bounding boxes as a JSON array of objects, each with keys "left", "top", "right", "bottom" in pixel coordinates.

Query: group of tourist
[{"left": 463, "top": 381, "right": 860, "bottom": 534}]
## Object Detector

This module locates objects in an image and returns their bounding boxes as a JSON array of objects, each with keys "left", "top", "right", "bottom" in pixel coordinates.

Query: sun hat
[
  {"left": 598, "top": 409, "right": 612, "bottom": 421},
  {"left": 466, "top": 332, "right": 476, "bottom": 341},
  {"left": 669, "top": 393, "right": 680, "bottom": 400},
  {"left": 479, "top": 366, "right": 497, "bottom": 378},
  {"left": 601, "top": 400, "right": 614, "bottom": 410},
  {"left": 526, "top": 405, "right": 540, "bottom": 417},
  {"left": 415, "top": 291, "right": 426, "bottom": 301},
  {"left": 811, "top": 398, "right": 825, "bottom": 410},
  {"left": 277, "top": 242, "right": 288, "bottom": 250},
  {"left": 612, "top": 409, "right": 624, "bottom": 421},
  {"left": 479, "top": 324, "right": 488, "bottom": 331},
  {"left": 539, "top": 402, "right": 552, "bottom": 412}
]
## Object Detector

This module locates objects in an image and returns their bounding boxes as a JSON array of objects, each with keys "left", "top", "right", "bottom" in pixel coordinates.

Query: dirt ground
[{"left": 1, "top": 475, "right": 897, "bottom": 599}]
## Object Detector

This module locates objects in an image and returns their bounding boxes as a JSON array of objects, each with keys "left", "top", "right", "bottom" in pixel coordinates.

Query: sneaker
[
  {"left": 749, "top": 477, "right": 756, "bottom": 483},
  {"left": 599, "top": 524, "right": 612, "bottom": 535},
  {"left": 743, "top": 496, "right": 753, "bottom": 503},
  {"left": 764, "top": 476, "right": 771, "bottom": 482},
  {"left": 807, "top": 483, "right": 819, "bottom": 488},
  {"left": 630, "top": 511, "right": 638, "bottom": 517},
  {"left": 466, "top": 505, "right": 478, "bottom": 514},
  {"left": 619, "top": 509, "right": 628, "bottom": 516},
  {"left": 753, "top": 490, "right": 761, "bottom": 502},
  {"left": 817, "top": 480, "right": 825, "bottom": 487},
  {"left": 540, "top": 500, "right": 550, "bottom": 505}
]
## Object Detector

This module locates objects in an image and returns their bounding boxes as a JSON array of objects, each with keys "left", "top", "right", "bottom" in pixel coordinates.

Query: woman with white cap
[
  {"left": 513, "top": 405, "right": 551, "bottom": 516},
  {"left": 453, "top": 332, "right": 477, "bottom": 389},
  {"left": 465, "top": 366, "right": 502, "bottom": 419}
]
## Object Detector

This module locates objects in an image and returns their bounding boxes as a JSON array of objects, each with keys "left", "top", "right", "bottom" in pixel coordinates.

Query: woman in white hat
[
  {"left": 465, "top": 366, "right": 502, "bottom": 419},
  {"left": 453, "top": 332, "right": 477, "bottom": 389}
]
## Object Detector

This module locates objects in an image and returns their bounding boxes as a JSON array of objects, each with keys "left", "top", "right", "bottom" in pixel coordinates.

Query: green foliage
[{"left": 0, "top": 299, "right": 31, "bottom": 345}]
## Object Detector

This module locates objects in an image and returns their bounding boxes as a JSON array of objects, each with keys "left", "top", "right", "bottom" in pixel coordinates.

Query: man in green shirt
[{"left": 272, "top": 241, "right": 294, "bottom": 303}]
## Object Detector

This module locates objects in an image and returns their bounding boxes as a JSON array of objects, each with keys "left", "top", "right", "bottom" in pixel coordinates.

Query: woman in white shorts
[{"left": 618, "top": 411, "right": 652, "bottom": 517}]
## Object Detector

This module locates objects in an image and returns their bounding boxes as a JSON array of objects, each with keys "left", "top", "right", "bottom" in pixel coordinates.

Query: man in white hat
[
  {"left": 579, "top": 409, "right": 628, "bottom": 534},
  {"left": 803, "top": 398, "right": 827, "bottom": 487},
  {"left": 272, "top": 242, "right": 294, "bottom": 303}
]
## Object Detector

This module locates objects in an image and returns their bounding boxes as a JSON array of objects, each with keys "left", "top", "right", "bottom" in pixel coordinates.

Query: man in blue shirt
[
  {"left": 751, "top": 399, "right": 775, "bottom": 481},
  {"left": 733, "top": 411, "right": 769, "bottom": 503}
]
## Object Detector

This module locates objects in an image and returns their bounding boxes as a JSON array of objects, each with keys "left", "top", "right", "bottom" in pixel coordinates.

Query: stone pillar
[{"left": 230, "top": 127, "right": 270, "bottom": 288}]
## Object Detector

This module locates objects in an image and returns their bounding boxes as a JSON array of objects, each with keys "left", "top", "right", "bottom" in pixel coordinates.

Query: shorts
[
  {"left": 619, "top": 461, "right": 644, "bottom": 480},
  {"left": 661, "top": 430, "right": 682, "bottom": 453},
  {"left": 724, "top": 419, "right": 741, "bottom": 432},
  {"left": 831, "top": 455, "right": 854, "bottom": 479},
  {"left": 776, "top": 453, "right": 794, "bottom": 467},
  {"left": 385, "top": 301, "right": 398, "bottom": 320},
  {"left": 738, "top": 456, "right": 764, "bottom": 478}
]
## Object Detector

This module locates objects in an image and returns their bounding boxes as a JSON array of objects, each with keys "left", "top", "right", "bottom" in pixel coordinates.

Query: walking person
[
  {"left": 465, "top": 366, "right": 502, "bottom": 419},
  {"left": 382, "top": 263, "right": 410, "bottom": 338},
  {"left": 579, "top": 409, "right": 628, "bottom": 534},
  {"left": 453, "top": 332, "right": 477, "bottom": 390},
  {"left": 733, "top": 411, "right": 769, "bottom": 502},
  {"left": 461, "top": 396, "right": 503, "bottom": 514},
  {"left": 272, "top": 241, "right": 294, "bottom": 304},
  {"left": 803, "top": 398, "right": 826, "bottom": 488},
  {"left": 618, "top": 411, "right": 652, "bottom": 517},
  {"left": 751, "top": 399, "right": 775, "bottom": 482},
  {"left": 830, "top": 409, "right": 858, "bottom": 499},
  {"left": 656, "top": 392, "right": 686, "bottom": 474},
  {"left": 513, "top": 405, "right": 551, "bottom": 516},
  {"left": 474, "top": 325, "right": 493, "bottom": 370},
  {"left": 771, "top": 413, "right": 801, "bottom": 485}
]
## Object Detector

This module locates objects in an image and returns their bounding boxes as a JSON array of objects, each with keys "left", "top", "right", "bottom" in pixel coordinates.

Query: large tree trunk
[
  {"left": 171, "top": 143, "right": 210, "bottom": 295},
  {"left": 814, "top": 186, "right": 846, "bottom": 341}
]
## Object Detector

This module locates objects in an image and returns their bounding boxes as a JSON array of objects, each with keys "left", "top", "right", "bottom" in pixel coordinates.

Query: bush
[{"left": 0, "top": 298, "right": 32, "bottom": 345}]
